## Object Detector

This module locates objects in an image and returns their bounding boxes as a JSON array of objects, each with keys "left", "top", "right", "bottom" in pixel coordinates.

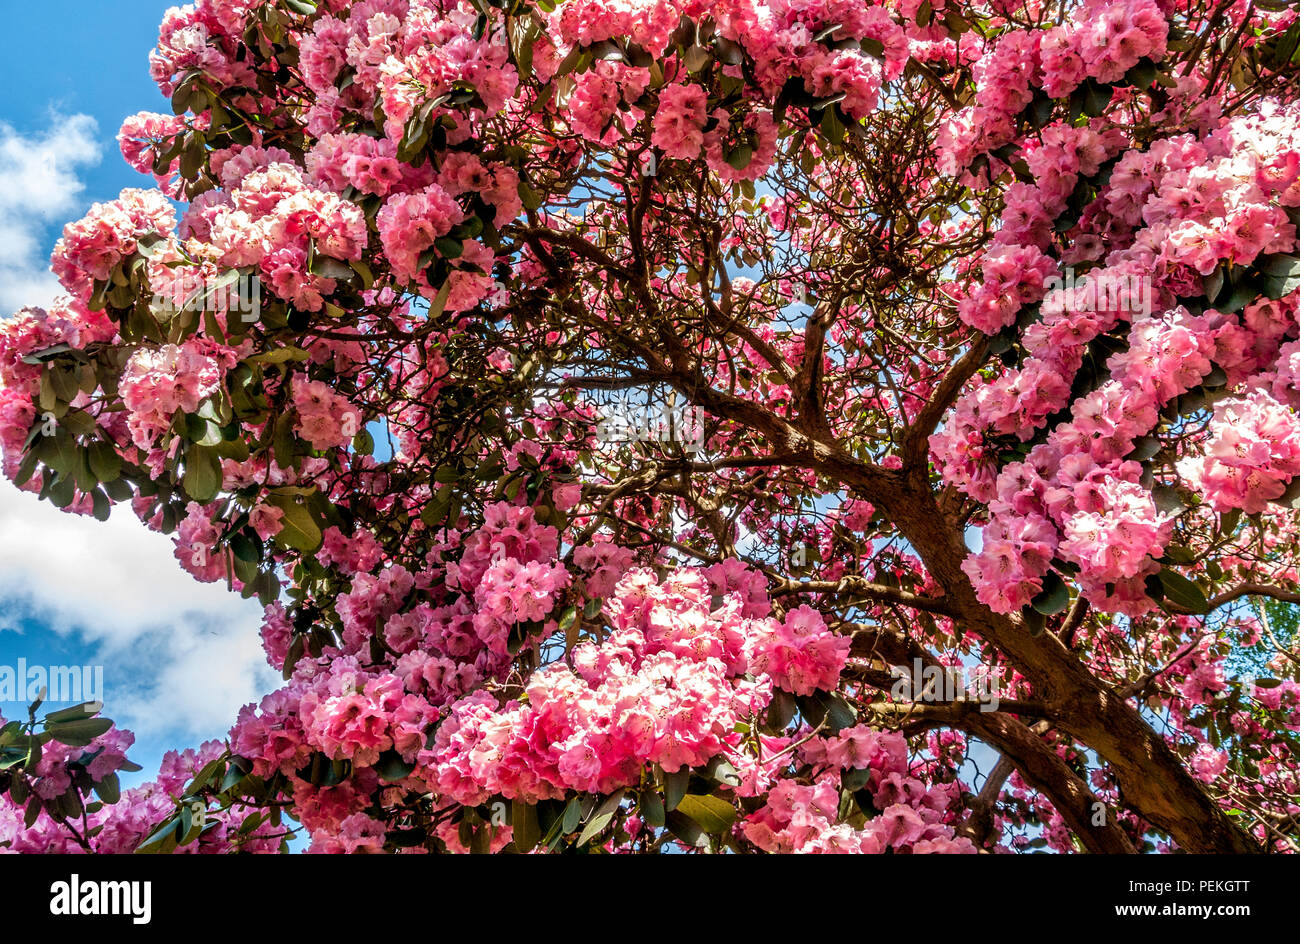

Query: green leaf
[
  {"left": 1259, "top": 253, "right": 1300, "bottom": 300},
  {"left": 183, "top": 444, "right": 223, "bottom": 502},
  {"left": 219, "top": 761, "right": 248, "bottom": 794},
  {"left": 1157, "top": 569, "right": 1210, "bottom": 614},
  {"left": 819, "top": 691, "right": 857, "bottom": 732},
  {"left": 59, "top": 409, "right": 96, "bottom": 437},
  {"left": 1081, "top": 80, "right": 1112, "bottom": 117},
  {"left": 724, "top": 143, "right": 754, "bottom": 171},
  {"left": 577, "top": 789, "right": 625, "bottom": 846},
  {"left": 715, "top": 36, "right": 744, "bottom": 65},
  {"left": 1219, "top": 508, "right": 1242, "bottom": 536},
  {"left": 1122, "top": 58, "right": 1158, "bottom": 89},
  {"left": 1266, "top": 19, "right": 1300, "bottom": 68},
  {"left": 664, "top": 767, "right": 690, "bottom": 812},
  {"left": 842, "top": 766, "right": 872, "bottom": 791},
  {"left": 674, "top": 793, "right": 736, "bottom": 834},
  {"left": 45, "top": 717, "right": 113, "bottom": 747},
  {"left": 639, "top": 789, "right": 666, "bottom": 829},
  {"left": 375, "top": 749, "right": 415, "bottom": 783},
  {"left": 246, "top": 346, "right": 311, "bottom": 366},
  {"left": 43, "top": 701, "right": 103, "bottom": 724},
  {"left": 421, "top": 489, "right": 454, "bottom": 528},
  {"left": 665, "top": 809, "right": 704, "bottom": 846},
  {"left": 1128, "top": 435, "right": 1161, "bottom": 461},
  {"left": 561, "top": 797, "right": 581, "bottom": 835},
  {"left": 820, "top": 106, "right": 845, "bottom": 145},
  {"left": 230, "top": 531, "right": 261, "bottom": 564},
  {"left": 188, "top": 757, "right": 226, "bottom": 795},
  {"left": 433, "top": 236, "right": 464, "bottom": 260},
  {"left": 427, "top": 279, "right": 453, "bottom": 319},
  {"left": 134, "top": 816, "right": 180, "bottom": 854},
  {"left": 1203, "top": 269, "right": 1225, "bottom": 307},
  {"left": 766, "top": 688, "right": 797, "bottom": 730},
  {"left": 517, "top": 181, "right": 543, "bottom": 211},
  {"left": 87, "top": 441, "right": 123, "bottom": 483},
  {"left": 267, "top": 494, "right": 324, "bottom": 553},
  {"left": 94, "top": 772, "right": 121, "bottom": 804},
  {"left": 308, "top": 254, "right": 354, "bottom": 280},
  {"left": 1031, "top": 571, "right": 1070, "bottom": 616},
  {"left": 511, "top": 800, "right": 541, "bottom": 852},
  {"left": 1220, "top": 274, "right": 1262, "bottom": 313},
  {"left": 704, "top": 756, "right": 742, "bottom": 787},
  {"left": 186, "top": 413, "right": 224, "bottom": 446}
]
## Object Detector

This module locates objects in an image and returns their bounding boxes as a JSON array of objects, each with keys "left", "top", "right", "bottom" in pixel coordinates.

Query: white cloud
[
  {"left": 0, "top": 113, "right": 102, "bottom": 312},
  {"left": 0, "top": 483, "right": 278, "bottom": 740}
]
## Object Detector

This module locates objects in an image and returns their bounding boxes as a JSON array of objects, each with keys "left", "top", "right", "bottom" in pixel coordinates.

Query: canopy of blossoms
[{"left": 1, "top": 0, "right": 1298, "bottom": 853}]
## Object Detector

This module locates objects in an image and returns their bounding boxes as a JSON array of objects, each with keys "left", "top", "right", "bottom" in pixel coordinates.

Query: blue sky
[{"left": 0, "top": 0, "right": 280, "bottom": 787}]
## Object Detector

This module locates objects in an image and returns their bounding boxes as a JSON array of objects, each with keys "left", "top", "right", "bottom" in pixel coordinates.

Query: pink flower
[
  {"left": 292, "top": 377, "right": 363, "bottom": 452},
  {"left": 651, "top": 84, "right": 708, "bottom": 160}
]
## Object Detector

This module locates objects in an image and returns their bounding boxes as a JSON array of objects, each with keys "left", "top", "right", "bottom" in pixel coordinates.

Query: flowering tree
[{"left": 1, "top": 0, "right": 1299, "bottom": 854}]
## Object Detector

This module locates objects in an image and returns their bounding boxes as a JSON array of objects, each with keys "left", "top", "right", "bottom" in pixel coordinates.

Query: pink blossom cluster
[
  {"left": 474, "top": 557, "right": 572, "bottom": 625},
  {"left": 937, "top": 0, "right": 1168, "bottom": 178},
  {"left": 292, "top": 1, "right": 518, "bottom": 145},
  {"left": 448, "top": 502, "right": 562, "bottom": 591},
  {"left": 318, "top": 525, "right": 385, "bottom": 575},
  {"left": 957, "top": 243, "right": 1059, "bottom": 334},
  {"left": 717, "top": 1, "right": 909, "bottom": 104},
  {"left": 0, "top": 724, "right": 282, "bottom": 854},
  {"left": 375, "top": 184, "right": 465, "bottom": 283},
  {"left": 1178, "top": 390, "right": 1300, "bottom": 514},
  {"left": 297, "top": 657, "right": 441, "bottom": 768},
  {"left": 148, "top": 1, "right": 258, "bottom": 96},
  {"left": 0, "top": 301, "right": 119, "bottom": 482},
  {"left": 117, "top": 111, "right": 189, "bottom": 198},
  {"left": 119, "top": 339, "right": 231, "bottom": 450},
  {"left": 307, "top": 132, "right": 414, "bottom": 197},
  {"left": 437, "top": 153, "right": 522, "bottom": 225},
  {"left": 651, "top": 83, "right": 709, "bottom": 160},
  {"left": 184, "top": 154, "right": 368, "bottom": 312},
  {"left": 422, "top": 568, "right": 780, "bottom": 804},
  {"left": 704, "top": 108, "right": 780, "bottom": 184},
  {"left": 573, "top": 539, "right": 637, "bottom": 598},
  {"left": 567, "top": 61, "right": 650, "bottom": 145},
  {"left": 740, "top": 726, "right": 975, "bottom": 853},
  {"left": 749, "top": 604, "right": 851, "bottom": 696},
  {"left": 933, "top": 103, "right": 1300, "bottom": 614},
  {"left": 292, "top": 377, "right": 363, "bottom": 452},
  {"left": 50, "top": 189, "right": 177, "bottom": 302},
  {"left": 0, "top": 300, "right": 117, "bottom": 395},
  {"left": 174, "top": 500, "right": 232, "bottom": 583},
  {"left": 227, "top": 554, "right": 857, "bottom": 843}
]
